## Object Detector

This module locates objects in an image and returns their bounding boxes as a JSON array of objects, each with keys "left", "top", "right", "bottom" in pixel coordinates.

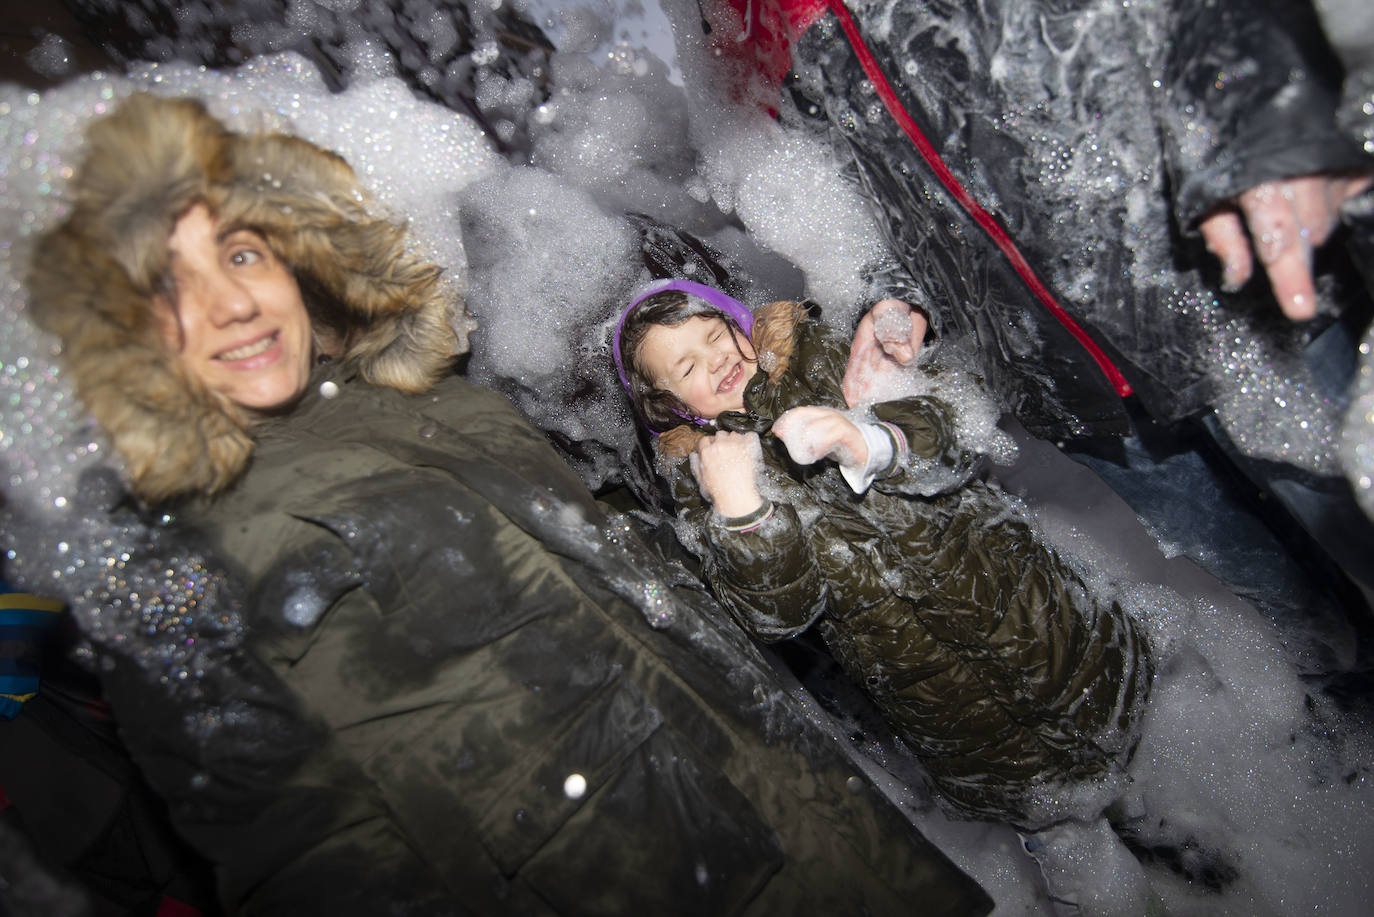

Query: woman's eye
[{"left": 229, "top": 249, "right": 262, "bottom": 267}]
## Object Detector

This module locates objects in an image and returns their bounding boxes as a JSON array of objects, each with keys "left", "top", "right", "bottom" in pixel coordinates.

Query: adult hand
[
  {"left": 773, "top": 405, "right": 867, "bottom": 468},
  {"left": 690, "top": 431, "right": 765, "bottom": 518},
  {"left": 843, "top": 298, "right": 928, "bottom": 406},
  {"left": 1199, "top": 173, "right": 1373, "bottom": 320}
]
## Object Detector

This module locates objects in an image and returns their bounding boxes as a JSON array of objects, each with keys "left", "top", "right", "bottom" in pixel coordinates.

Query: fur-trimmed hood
[
  {"left": 656, "top": 298, "right": 808, "bottom": 460},
  {"left": 27, "top": 93, "right": 462, "bottom": 504}
]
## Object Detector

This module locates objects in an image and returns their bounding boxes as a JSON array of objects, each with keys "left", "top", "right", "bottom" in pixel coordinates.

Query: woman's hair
[
  {"left": 619, "top": 290, "right": 756, "bottom": 432},
  {"left": 292, "top": 263, "right": 359, "bottom": 358}
]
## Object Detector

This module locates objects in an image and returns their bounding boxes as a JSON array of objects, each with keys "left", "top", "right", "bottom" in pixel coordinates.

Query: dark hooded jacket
[
  {"left": 654, "top": 302, "right": 1153, "bottom": 825},
  {"left": 26, "top": 95, "right": 992, "bottom": 916},
  {"left": 703, "top": 0, "right": 1374, "bottom": 444}
]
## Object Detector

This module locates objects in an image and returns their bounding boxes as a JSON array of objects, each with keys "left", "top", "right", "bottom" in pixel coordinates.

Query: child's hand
[
  {"left": 844, "top": 299, "right": 928, "bottom": 407},
  {"left": 690, "top": 431, "right": 766, "bottom": 518},
  {"left": 773, "top": 406, "right": 868, "bottom": 468}
]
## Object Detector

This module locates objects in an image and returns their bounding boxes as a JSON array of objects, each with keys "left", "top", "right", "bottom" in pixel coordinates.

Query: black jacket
[{"left": 775, "top": 0, "right": 1373, "bottom": 441}]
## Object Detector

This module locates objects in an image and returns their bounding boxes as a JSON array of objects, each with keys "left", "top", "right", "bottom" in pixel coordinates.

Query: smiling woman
[
  {"left": 155, "top": 204, "right": 315, "bottom": 412},
  {"left": 26, "top": 93, "right": 456, "bottom": 501}
]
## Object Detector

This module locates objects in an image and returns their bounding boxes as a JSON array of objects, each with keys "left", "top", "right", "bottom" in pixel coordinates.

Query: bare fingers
[
  {"left": 1204, "top": 174, "right": 1373, "bottom": 321},
  {"left": 1237, "top": 180, "right": 1320, "bottom": 320},
  {"left": 1199, "top": 208, "right": 1254, "bottom": 293}
]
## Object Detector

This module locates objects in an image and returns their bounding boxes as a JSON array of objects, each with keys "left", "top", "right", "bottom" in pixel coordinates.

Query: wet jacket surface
[
  {"left": 93, "top": 364, "right": 992, "bottom": 916},
  {"left": 768, "top": 0, "right": 1374, "bottom": 440},
  {"left": 659, "top": 311, "right": 1153, "bottom": 824}
]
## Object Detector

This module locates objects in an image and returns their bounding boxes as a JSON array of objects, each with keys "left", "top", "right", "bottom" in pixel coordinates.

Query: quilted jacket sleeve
[
  {"left": 669, "top": 465, "right": 828, "bottom": 643},
  {"left": 868, "top": 395, "right": 985, "bottom": 498}
]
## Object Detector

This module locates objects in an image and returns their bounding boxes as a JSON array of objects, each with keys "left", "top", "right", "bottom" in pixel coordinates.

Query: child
[{"left": 613, "top": 278, "right": 1154, "bottom": 827}]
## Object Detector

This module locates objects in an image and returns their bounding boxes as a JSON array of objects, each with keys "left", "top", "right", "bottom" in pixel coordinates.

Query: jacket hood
[{"left": 27, "top": 94, "right": 462, "bottom": 503}]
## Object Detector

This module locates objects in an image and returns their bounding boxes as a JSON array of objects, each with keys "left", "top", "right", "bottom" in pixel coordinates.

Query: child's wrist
[
  {"left": 720, "top": 500, "right": 775, "bottom": 533},
  {"left": 713, "top": 490, "right": 765, "bottom": 518},
  {"left": 839, "top": 422, "right": 898, "bottom": 494}
]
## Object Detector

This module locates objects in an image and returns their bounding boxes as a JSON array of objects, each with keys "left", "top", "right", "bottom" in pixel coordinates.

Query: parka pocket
[
  {"left": 478, "top": 674, "right": 662, "bottom": 872},
  {"left": 478, "top": 678, "right": 783, "bottom": 916}
]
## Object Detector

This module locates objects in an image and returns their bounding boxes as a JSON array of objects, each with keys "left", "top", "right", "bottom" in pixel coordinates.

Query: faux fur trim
[
  {"left": 654, "top": 300, "right": 808, "bottom": 463},
  {"left": 657, "top": 425, "right": 707, "bottom": 460},
  {"left": 28, "top": 94, "right": 462, "bottom": 503},
  {"left": 750, "top": 299, "right": 807, "bottom": 382}
]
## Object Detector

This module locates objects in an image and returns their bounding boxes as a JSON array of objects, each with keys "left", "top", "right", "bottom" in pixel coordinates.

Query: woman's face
[
  {"left": 639, "top": 314, "right": 756, "bottom": 419},
  {"left": 155, "top": 203, "right": 313, "bottom": 412}
]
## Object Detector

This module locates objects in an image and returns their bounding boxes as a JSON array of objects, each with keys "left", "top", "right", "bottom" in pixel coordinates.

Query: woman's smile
[{"left": 216, "top": 330, "right": 282, "bottom": 364}]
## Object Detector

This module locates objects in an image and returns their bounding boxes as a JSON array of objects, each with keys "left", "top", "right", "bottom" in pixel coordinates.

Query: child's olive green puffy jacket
[{"left": 657, "top": 303, "right": 1153, "bottom": 825}]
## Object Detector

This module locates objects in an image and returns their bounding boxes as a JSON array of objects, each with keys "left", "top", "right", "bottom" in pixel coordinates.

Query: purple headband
[{"left": 611, "top": 279, "right": 755, "bottom": 395}]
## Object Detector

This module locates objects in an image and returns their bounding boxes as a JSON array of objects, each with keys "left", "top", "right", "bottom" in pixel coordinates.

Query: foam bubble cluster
[{"left": 1344, "top": 325, "right": 1374, "bottom": 519}]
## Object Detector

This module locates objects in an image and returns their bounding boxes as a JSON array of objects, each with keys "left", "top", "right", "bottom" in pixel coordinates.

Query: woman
[{"left": 25, "top": 94, "right": 990, "bottom": 916}]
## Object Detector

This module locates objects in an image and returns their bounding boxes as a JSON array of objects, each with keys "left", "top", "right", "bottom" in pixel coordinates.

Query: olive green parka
[
  {"left": 150, "top": 366, "right": 992, "bottom": 915},
  {"left": 656, "top": 303, "right": 1154, "bottom": 826}
]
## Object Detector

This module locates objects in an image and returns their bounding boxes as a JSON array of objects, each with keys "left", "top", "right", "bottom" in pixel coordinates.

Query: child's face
[{"left": 639, "top": 315, "right": 757, "bottom": 419}]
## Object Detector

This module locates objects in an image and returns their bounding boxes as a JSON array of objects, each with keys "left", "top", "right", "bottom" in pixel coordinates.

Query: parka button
[
  {"left": 846, "top": 775, "right": 865, "bottom": 795},
  {"left": 419, "top": 423, "right": 438, "bottom": 438},
  {"left": 318, "top": 380, "right": 339, "bottom": 399},
  {"left": 563, "top": 773, "right": 587, "bottom": 800}
]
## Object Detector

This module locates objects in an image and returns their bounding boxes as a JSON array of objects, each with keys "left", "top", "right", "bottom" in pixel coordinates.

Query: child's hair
[{"left": 613, "top": 281, "right": 757, "bottom": 433}]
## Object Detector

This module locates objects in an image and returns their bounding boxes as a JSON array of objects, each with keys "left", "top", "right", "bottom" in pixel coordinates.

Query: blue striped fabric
[{"left": 0, "top": 583, "right": 65, "bottom": 719}]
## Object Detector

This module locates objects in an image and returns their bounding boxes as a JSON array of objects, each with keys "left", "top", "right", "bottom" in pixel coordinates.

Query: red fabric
[
  {"left": 715, "top": 0, "right": 799, "bottom": 110},
  {"left": 155, "top": 897, "right": 202, "bottom": 917},
  {"left": 712, "top": 1, "right": 825, "bottom": 111},
  {"left": 772, "top": 0, "right": 830, "bottom": 37}
]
